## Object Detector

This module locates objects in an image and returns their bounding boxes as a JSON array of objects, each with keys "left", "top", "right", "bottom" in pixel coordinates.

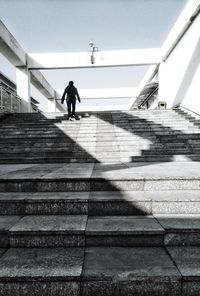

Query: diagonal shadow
[
  {"left": 0, "top": 112, "right": 99, "bottom": 163},
  {"left": 93, "top": 109, "right": 200, "bottom": 170},
  {"left": 1, "top": 109, "right": 200, "bottom": 167},
  {"left": 0, "top": 110, "right": 200, "bottom": 251},
  {"left": 0, "top": 109, "right": 199, "bottom": 215},
  {"left": 0, "top": 112, "right": 148, "bottom": 215}
]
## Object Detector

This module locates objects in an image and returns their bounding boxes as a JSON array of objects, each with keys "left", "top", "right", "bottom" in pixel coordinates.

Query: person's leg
[
  {"left": 67, "top": 100, "right": 72, "bottom": 117},
  {"left": 72, "top": 101, "right": 76, "bottom": 116}
]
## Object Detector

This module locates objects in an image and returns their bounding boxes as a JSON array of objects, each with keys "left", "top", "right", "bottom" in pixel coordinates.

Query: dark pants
[{"left": 67, "top": 99, "right": 76, "bottom": 117}]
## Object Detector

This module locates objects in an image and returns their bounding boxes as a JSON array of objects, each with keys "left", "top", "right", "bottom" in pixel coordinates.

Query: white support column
[
  {"left": 48, "top": 98, "right": 56, "bottom": 112},
  {"left": 16, "top": 66, "right": 31, "bottom": 112}
]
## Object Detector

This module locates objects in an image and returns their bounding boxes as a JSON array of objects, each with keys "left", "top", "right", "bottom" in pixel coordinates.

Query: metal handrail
[
  {"left": 138, "top": 86, "right": 159, "bottom": 109},
  {"left": 0, "top": 85, "right": 21, "bottom": 113}
]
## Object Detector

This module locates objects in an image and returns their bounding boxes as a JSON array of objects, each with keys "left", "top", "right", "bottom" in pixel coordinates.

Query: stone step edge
[
  {"left": 1, "top": 215, "right": 200, "bottom": 247},
  {"left": 0, "top": 190, "right": 200, "bottom": 215},
  {"left": 0, "top": 244, "right": 193, "bottom": 296},
  {"left": 0, "top": 177, "right": 200, "bottom": 192}
]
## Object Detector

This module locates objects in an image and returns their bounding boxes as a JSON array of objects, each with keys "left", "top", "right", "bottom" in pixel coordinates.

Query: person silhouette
[{"left": 61, "top": 81, "right": 81, "bottom": 119}]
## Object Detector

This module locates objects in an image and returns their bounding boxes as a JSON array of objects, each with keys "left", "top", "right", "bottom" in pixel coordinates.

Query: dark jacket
[{"left": 61, "top": 85, "right": 81, "bottom": 104}]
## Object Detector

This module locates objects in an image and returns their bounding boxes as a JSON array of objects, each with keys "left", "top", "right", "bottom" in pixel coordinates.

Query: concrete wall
[
  {"left": 159, "top": 5, "right": 200, "bottom": 113},
  {"left": 20, "top": 99, "right": 29, "bottom": 113}
]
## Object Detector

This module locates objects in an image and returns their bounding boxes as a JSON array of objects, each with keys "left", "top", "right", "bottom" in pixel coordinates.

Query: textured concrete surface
[
  {"left": 0, "top": 248, "right": 83, "bottom": 295},
  {"left": 1, "top": 111, "right": 200, "bottom": 294},
  {"left": 0, "top": 282, "right": 80, "bottom": 296},
  {"left": 10, "top": 215, "right": 87, "bottom": 233},
  {"left": 0, "top": 162, "right": 200, "bottom": 181},
  {"left": 152, "top": 190, "right": 200, "bottom": 214},
  {"left": 82, "top": 247, "right": 181, "bottom": 296},
  {"left": 0, "top": 162, "right": 200, "bottom": 193},
  {"left": 156, "top": 214, "right": 200, "bottom": 246},
  {"left": 156, "top": 214, "right": 200, "bottom": 230},
  {"left": 0, "top": 216, "right": 21, "bottom": 247},
  {"left": 86, "top": 215, "right": 163, "bottom": 234},
  {"left": 0, "top": 246, "right": 189, "bottom": 295},
  {"left": 0, "top": 164, "right": 39, "bottom": 177},
  {"left": 86, "top": 215, "right": 164, "bottom": 246},
  {"left": 0, "top": 216, "right": 21, "bottom": 233},
  {"left": 89, "top": 190, "right": 152, "bottom": 215},
  {"left": 83, "top": 247, "right": 180, "bottom": 281},
  {"left": 10, "top": 215, "right": 87, "bottom": 247},
  {"left": 42, "top": 163, "right": 94, "bottom": 179},
  {"left": 0, "top": 190, "right": 199, "bottom": 216},
  {"left": 0, "top": 192, "right": 89, "bottom": 215},
  {"left": 168, "top": 247, "right": 200, "bottom": 280},
  {"left": 0, "top": 247, "right": 84, "bottom": 280}
]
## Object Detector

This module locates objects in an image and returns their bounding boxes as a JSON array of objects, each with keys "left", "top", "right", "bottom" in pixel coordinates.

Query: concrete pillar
[
  {"left": 16, "top": 66, "right": 31, "bottom": 112},
  {"left": 48, "top": 97, "right": 56, "bottom": 112}
]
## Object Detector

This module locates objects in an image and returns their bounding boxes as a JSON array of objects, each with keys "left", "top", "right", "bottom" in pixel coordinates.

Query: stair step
[
  {"left": 1, "top": 190, "right": 199, "bottom": 216},
  {"left": 0, "top": 192, "right": 89, "bottom": 215},
  {"left": 1, "top": 143, "right": 199, "bottom": 151},
  {"left": 6, "top": 215, "right": 163, "bottom": 247},
  {"left": 0, "top": 122, "right": 197, "bottom": 128},
  {"left": 0, "top": 247, "right": 84, "bottom": 296},
  {"left": 0, "top": 175, "right": 200, "bottom": 192},
  {"left": 126, "top": 155, "right": 200, "bottom": 162},
  {"left": 0, "top": 140, "right": 198, "bottom": 147},
  {"left": 0, "top": 246, "right": 187, "bottom": 296},
  {"left": 1, "top": 214, "right": 200, "bottom": 248},
  {"left": 155, "top": 214, "right": 200, "bottom": 246},
  {"left": 89, "top": 190, "right": 200, "bottom": 215},
  {"left": 86, "top": 215, "right": 163, "bottom": 247},
  {"left": 0, "top": 216, "right": 21, "bottom": 247},
  {"left": 1, "top": 155, "right": 200, "bottom": 164},
  {"left": 0, "top": 128, "right": 199, "bottom": 136},
  {"left": 1, "top": 133, "right": 200, "bottom": 141},
  {"left": 0, "top": 157, "right": 96, "bottom": 164},
  {"left": 1, "top": 148, "right": 200, "bottom": 156},
  {"left": 9, "top": 215, "right": 87, "bottom": 247},
  {"left": 0, "top": 109, "right": 200, "bottom": 295}
]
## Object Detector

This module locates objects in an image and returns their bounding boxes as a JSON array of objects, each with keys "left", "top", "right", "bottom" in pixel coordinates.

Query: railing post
[
  {"left": 0, "top": 84, "right": 22, "bottom": 113},
  {"left": 0, "top": 87, "right": 2, "bottom": 111},
  {"left": 10, "top": 93, "right": 13, "bottom": 112},
  {"left": 19, "top": 97, "right": 21, "bottom": 113}
]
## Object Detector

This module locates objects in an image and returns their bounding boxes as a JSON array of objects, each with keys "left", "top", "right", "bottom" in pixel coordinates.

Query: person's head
[{"left": 69, "top": 81, "right": 74, "bottom": 86}]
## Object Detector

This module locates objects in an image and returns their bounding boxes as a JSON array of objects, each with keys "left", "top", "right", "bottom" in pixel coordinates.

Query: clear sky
[{"left": 0, "top": 0, "right": 188, "bottom": 110}]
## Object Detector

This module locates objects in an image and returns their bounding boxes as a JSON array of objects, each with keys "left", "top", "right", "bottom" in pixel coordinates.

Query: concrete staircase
[
  {"left": 0, "top": 109, "right": 200, "bottom": 163},
  {"left": 0, "top": 109, "right": 200, "bottom": 295}
]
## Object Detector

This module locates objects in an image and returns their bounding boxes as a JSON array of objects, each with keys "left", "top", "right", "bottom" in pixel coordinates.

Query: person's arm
[
  {"left": 76, "top": 89, "right": 81, "bottom": 103},
  {"left": 61, "top": 88, "right": 67, "bottom": 104}
]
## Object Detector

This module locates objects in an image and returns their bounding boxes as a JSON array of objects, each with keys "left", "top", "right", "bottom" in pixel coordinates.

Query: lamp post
[{"left": 89, "top": 40, "right": 99, "bottom": 65}]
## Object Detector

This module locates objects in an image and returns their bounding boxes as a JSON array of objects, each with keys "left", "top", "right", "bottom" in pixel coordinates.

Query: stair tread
[
  {"left": 10, "top": 215, "right": 87, "bottom": 233},
  {"left": 86, "top": 215, "right": 163, "bottom": 234},
  {"left": 0, "top": 247, "right": 84, "bottom": 280}
]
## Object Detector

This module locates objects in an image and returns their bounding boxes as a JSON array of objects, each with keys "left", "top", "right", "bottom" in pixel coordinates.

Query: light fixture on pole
[{"left": 89, "top": 40, "right": 99, "bottom": 64}]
